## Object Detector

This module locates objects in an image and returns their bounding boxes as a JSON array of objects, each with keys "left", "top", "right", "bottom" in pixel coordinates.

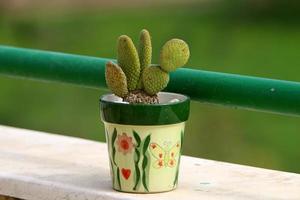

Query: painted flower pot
[{"left": 100, "top": 92, "right": 190, "bottom": 193}]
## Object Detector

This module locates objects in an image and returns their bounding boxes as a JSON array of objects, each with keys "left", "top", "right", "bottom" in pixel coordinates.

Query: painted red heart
[{"left": 121, "top": 168, "right": 131, "bottom": 180}]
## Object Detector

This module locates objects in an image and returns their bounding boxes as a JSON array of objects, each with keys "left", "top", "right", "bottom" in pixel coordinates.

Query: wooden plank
[
  {"left": 0, "top": 125, "right": 299, "bottom": 200},
  {"left": 0, "top": 195, "right": 20, "bottom": 200}
]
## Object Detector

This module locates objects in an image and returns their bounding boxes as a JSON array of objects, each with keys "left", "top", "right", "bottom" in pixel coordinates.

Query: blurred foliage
[
  {"left": 0, "top": 2, "right": 300, "bottom": 173},
  {"left": 219, "top": 0, "right": 300, "bottom": 20}
]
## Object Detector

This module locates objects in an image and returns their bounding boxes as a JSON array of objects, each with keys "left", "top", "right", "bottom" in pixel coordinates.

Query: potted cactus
[{"left": 100, "top": 29, "right": 190, "bottom": 193}]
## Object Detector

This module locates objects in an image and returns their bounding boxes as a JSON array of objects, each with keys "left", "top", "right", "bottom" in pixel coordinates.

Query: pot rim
[
  {"left": 100, "top": 92, "right": 189, "bottom": 106},
  {"left": 100, "top": 92, "right": 190, "bottom": 125}
]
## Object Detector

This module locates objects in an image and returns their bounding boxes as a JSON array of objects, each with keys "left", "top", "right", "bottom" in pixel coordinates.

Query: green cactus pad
[
  {"left": 117, "top": 35, "right": 140, "bottom": 91},
  {"left": 105, "top": 61, "right": 128, "bottom": 98},
  {"left": 159, "top": 39, "right": 190, "bottom": 72},
  {"left": 142, "top": 65, "right": 170, "bottom": 95},
  {"left": 136, "top": 78, "right": 144, "bottom": 90},
  {"left": 139, "top": 29, "right": 152, "bottom": 71},
  {"left": 136, "top": 29, "right": 152, "bottom": 90}
]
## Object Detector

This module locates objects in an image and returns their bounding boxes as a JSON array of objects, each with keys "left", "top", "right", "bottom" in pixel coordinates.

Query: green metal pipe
[{"left": 0, "top": 45, "right": 300, "bottom": 116}]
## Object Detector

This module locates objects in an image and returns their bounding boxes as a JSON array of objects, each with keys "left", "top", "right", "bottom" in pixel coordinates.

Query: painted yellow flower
[{"left": 117, "top": 132, "right": 134, "bottom": 155}]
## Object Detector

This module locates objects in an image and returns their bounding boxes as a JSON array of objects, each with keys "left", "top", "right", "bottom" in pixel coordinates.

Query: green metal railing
[{"left": 1, "top": 45, "right": 300, "bottom": 116}]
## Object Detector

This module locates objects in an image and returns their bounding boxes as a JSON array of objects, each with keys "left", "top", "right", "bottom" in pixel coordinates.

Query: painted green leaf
[
  {"left": 117, "top": 167, "right": 121, "bottom": 190},
  {"left": 142, "top": 153, "right": 148, "bottom": 169},
  {"left": 111, "top": 128, "right": 117, "bottom": 165},
  {"left": 143, "top": 135, "right": 151, "bottom": 154},
  {"left": 145, "top": 151, "right": 151, "bottom": 190},
  {"left": 133, "top": 130, "right": 141, "bottom": 148},
  {"left": 133, "top": 135, "right": 142, "bottom": 191},
  {"left": 142, "top": 155, "right": 149, "bottom": 192},
  {"left": 109, "top": 158, "right": 115, "bottom": 187},
  {"left": 106, "top": 128, "right": 116, "bottom": 187},
  {"left": 134, "top": 148, "right": 140, "bottom": 163},
  {"left": 141, "top": 134, "right": 151, "bottom": 192},
  {"left": 133, "top": 153, "right": 141, "bottom": 191},
  {"left": 180, "top": 130, "right": 184, "bottom": 149},
  {"left": 173, "top": 163, "right": 180, "bottom": 187}
]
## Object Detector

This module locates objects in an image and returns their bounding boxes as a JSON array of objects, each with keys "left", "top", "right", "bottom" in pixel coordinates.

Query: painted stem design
[
  {"left": 133, "top": 149, "right": 141, "bottom": 190},
  {"left": 111, "top": 128, "right": 117, "bottom": 165},
  {"left": 105, "top": 129, "right": 115, "bottom": 187},
  {"left": 142, "top": 134, "right": 151, "bottom": 192},
  {"left": 109, "top": 159, "right": 115, "bottom": 187},
  {"left": 133, "top": 131, "right": 141, "bottom": 190},
  {"left": 133, "top": 130, "right": 141, "bottom": 147},
  {"left": 117, "top": 167, "right": 122, "bottom": 190},
  {"left": 142, "top": 156, "right": 148, "bottom": 191},
  {"left": 111, "top": 128, "right": 121, "bottom": 189}
]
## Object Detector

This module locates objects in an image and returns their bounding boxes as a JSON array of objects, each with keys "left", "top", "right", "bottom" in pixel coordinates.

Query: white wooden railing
[{"left": 0, "top": 125, "right": 299, "bottom": 200}]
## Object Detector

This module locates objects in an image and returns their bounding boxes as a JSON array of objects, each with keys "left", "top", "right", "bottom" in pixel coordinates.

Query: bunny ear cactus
[
  {"left": 137, "top": 29, "right": 152, "bottom": 89},
  {"left": 139, "top": 29, "right": 152, "bottom": 72},
  {"left": 105, "top": 29, "right": 190, "bottom": 104},
  {"left": 142, "top": 65, "right": 169, "bottom": 95},
  {"left": 117, "top": 35, "right": 140, "bottom": 91},
  {"left": 105, "top": 61, "right": 128, "bottom": 98},
  {"left": 159, "top": 39, "right": 190, "bottom": 72}
]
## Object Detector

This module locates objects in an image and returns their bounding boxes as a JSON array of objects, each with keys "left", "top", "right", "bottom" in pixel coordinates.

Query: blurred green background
[{"left": 0, "top": 0, "right": 299, "bottom": 173}]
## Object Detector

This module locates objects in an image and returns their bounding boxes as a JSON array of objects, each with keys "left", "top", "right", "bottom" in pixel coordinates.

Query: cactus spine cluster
[{"left": 105, "top": 29, "right": 190, "bottom": 103}]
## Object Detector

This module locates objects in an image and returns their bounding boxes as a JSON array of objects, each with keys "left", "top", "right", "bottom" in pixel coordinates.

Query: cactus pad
[
  {"left": 142, "top": 65, "right": 169, "bottom": 95},
  {"left": 136, "top": 77, "right": 144, "bottom": 90},
  {"left": 159, "top": 39, "right": 190, "bottom": 72},
  {"left": 117, "top": 35, "right": 140, "bottom": 91},
  {"left": 105, "top": 61, "right": 128, "bottom": 98},
  {"left": 139, "top": 29, "right": 152, "bottom": 71},
  {"left": 136, "top": 29, "right": 152, "bottom": 90}
]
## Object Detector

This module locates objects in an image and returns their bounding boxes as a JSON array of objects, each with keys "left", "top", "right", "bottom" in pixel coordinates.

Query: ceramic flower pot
[{"left": 100, "top": 92, "right": 190, "bottom": 193}]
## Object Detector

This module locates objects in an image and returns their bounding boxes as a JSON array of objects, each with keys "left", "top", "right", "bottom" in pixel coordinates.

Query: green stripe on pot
[{"left": 100, "top": 92, "right": 190, "bottom": 125}]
